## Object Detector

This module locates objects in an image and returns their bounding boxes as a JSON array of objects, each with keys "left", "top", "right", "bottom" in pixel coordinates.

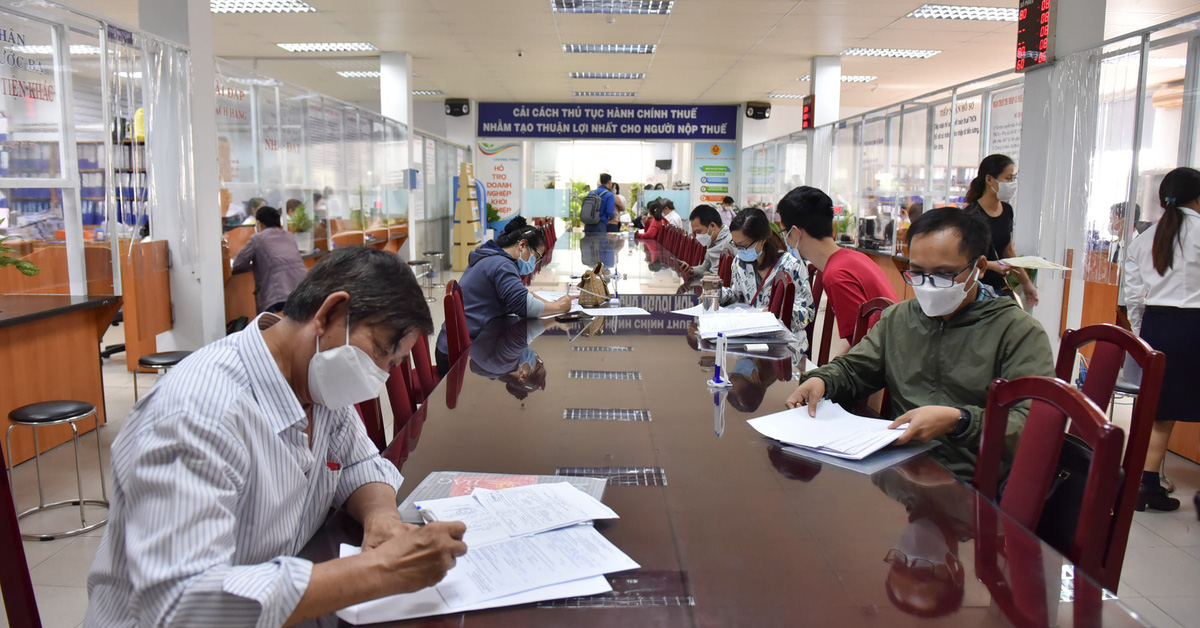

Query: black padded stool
[
  {"left": 423, "top": 251, "right": 445, "bottom": 289},
  {"left": 408, "top": 260, "right": 435, "bottom": 303},
  {"left": 134, "top": 351, "right": 192, "bottom": 400},
  {"left": 7, "top": 401, "right": 108, "bottom": 541}
]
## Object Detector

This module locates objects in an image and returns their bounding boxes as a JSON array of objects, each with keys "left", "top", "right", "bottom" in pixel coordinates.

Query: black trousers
[{"left": 435, "top": 348, "right": 451, "bottom": 378}]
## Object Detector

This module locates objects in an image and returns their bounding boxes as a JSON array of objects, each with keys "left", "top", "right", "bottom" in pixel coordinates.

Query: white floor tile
[
  {"left": 1149, "top": 596, "right": 1200, "bottom": 628},
  {"left": 30, "top": 535, "right": 105, "bottom": 589},
  {"left": 1121, "top": 597, "right": 1186, "bottom": 628}
]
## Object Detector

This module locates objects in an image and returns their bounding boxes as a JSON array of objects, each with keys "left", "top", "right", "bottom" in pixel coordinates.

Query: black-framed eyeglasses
[
  {"left": 732, "top": 239, "right": 759, "bottom": 251},
  {"left": 902, "top": 261, "right": 975, "bottom": 288}
]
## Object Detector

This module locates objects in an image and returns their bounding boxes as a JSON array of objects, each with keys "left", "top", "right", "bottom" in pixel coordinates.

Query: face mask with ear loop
[
  {"left": 308, "top": 311, "right": 391, "bottom": 409},
  {"left": 990, "top": 180, "right": 1018, "bottom": 202},
  {"left": 911, "top": 266, "right": 979, "bottom": 318}
]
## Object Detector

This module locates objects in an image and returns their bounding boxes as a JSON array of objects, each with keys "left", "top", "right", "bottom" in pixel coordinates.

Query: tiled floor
[{"left": 3, "top": 296, "right": 1200, "bottom": 627}]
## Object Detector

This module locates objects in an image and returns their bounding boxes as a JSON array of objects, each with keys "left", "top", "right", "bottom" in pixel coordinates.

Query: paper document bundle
[
  {"left": 748, "top": 400, "right": 903, "bottom": 460},
  {"left": 337, "top": 482, "right": 637, "bottom": 624}
]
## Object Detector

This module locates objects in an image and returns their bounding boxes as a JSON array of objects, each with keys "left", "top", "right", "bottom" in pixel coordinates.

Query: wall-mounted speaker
[
  {"left": 445, "top": 98, "right": 470, "bottom": 116},
  {"left": 745, "top": 101, "right": 771, "bottom": 120}
]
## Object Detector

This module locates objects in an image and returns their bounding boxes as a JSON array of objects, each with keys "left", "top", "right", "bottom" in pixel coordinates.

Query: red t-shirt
[{"left": 824, "top": 248, "right": 898, "bottom": 341}]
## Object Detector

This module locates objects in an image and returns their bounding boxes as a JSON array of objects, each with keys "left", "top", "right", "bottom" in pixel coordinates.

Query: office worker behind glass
[
  {"left": 1124, "top": 167, "right": 1200, "bottom": 513},
  {"left": 964, "top": 154, "right": 1039, "bottom": 306},
  {"left": 721, "top": 207, "right": 815, "bottom": 352},
  {"left": 231, "top": 205, "right": 309, "bottom": 314},
  {"left": 435, "top": 217, "right": 572, "bottom": 376}
]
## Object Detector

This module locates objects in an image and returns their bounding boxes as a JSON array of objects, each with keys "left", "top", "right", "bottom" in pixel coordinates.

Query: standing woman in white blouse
[{"left": 1124, "top": 166, "right": 1200, "bottom": 513}]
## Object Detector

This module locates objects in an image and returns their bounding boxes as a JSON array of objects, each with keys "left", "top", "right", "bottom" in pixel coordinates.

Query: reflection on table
[{"left": 300, "top": 306, "right": 1144, "bottom": 627}]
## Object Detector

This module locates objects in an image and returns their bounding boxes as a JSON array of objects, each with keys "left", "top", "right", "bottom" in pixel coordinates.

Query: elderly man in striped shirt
[{"left": 86, "top": 248, "right": 467, "bottom": 627}]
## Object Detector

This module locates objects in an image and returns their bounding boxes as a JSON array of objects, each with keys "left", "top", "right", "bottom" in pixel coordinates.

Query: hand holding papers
[
  {"left": 748, "top": 400, "right": 903, "bottom": 460},
  {"left": 339, "top": 482, "right": 637, "bottom": 624},
  {"left": 415, "top": 482, "right": 618, "bottom": 547}
]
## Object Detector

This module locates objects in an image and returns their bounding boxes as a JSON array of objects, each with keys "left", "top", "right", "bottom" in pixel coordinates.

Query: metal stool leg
[
  {"left": 423, "top": 268, "right": 435, "bottom": 303},
  {"left": 32, "top": 426, "right": 43, "bottom": 509},
  {"left": 5, "top": 425, "right": 14, "bottom": 501},
  {"left": 95, "top": 412, "right": 107, "bottom": 501},
  {"left": 432, "top": 255, "right": 445, "bottom": 289},
  {"left": 133, "top": 369, "right": 139, "bottom": 401},
  {"left": 70, "top": 422, "right": 86, "bottom": 526}
]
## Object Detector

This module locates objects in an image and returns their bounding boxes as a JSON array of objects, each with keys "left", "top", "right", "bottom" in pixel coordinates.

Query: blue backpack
[{"left": 580, "top": 188, "right": 610, "bottom": 225}]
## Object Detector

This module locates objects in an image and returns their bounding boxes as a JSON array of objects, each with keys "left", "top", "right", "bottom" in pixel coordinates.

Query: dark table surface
[
  {"left": 300, "top": 235, "right": 1146, "bottom": 628},
  {"left": 0, "top": 293, "right": 121, "bottom": 329}
]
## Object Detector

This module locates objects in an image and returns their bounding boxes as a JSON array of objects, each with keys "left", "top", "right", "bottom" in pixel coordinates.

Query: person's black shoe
[{"left": 1137, "top": 484, "right": 1181, "bottom": 512}]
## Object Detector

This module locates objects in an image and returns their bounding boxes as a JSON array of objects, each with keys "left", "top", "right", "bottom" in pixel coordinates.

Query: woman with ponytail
[
  {"left": 1124, "top": 167, "right": 1200, "bottom": 512},
  {"left": 434, "top": 216, "right": 572, "bottom": 375},
  {"left": 722, "top": 208, "right": 816, "bottom": 351},
  {"left": 964, "top": 154, "right": 1039, "bottom": 306}
]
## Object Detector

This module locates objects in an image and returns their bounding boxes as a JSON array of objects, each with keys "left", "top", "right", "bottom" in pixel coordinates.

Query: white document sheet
[
  {"left": 335, "top": 544, "right": 612, "bottom": 625},
  {"left": 534, "top": 290, "right": 569, "bottom": 301},
  {"left": 1000, "top": 255, "right": 1071, "bottom": 270},
  {"left": 747, "top": 400, "right": 902, "bottom": 460},
  {"left": 670, "top": 304, "right": 705, "bottom": 316},
  {"left": 435, "top": 525, "right": 640, "bottom": 608},
  {"left": 698, "top": 311, "right": 786, "bottom": 339},
  {"left": 580, "top": 306, "right": 650, "bottom": 316},
  {"left": 414, "top": 495, "right": 510, "bottom": 548},
  {"left": 472, "top": 482, "right": 619, "bottom": 537}
]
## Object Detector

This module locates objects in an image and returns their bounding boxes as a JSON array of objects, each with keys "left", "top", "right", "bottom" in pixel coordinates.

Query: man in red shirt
[{"left": 778, "top": 186, "right": 898, "bottom": 358}]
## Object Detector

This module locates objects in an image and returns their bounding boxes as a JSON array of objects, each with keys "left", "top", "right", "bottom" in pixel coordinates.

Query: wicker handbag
[{"left": 576, "top": 263, "right": 610, "bottom": 307}]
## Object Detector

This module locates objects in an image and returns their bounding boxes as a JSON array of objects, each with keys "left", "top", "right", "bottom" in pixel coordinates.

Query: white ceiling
[{"left": 65, "top": 0, "right": 1200, "bottom": 113}]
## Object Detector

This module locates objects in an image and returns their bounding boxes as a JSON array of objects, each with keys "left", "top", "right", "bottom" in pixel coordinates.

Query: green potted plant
[
  {"left": 0, "top": 234, "right": 39, "bottom": 276},
  {"left": 287, "top": 203, "right": 315, "bottom": 252}
]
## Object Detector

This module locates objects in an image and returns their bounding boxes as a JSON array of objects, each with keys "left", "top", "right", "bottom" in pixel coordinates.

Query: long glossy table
[{"left": 300, "top": 234, "right": 1147, "bottom": 627}]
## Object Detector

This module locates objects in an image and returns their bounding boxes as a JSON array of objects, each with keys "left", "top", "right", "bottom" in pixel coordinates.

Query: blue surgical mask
[
  {"left": 784, "top": 227, "right": 803, "bottom": 262},
  {"left": 736, "top": 247, "right": 761, "bottom": 263},
  {"left": 516, "top": 250, "right": 536, "bottom": 275},
  {"left": 732, "top": 358, "right": 756, "bottom": 377},
  {"left": 519, "top": 348, "right": 538, "bottom": 371}
]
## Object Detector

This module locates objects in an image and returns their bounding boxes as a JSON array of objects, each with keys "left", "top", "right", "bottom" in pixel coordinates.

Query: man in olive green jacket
[{"left": 787, "top": 208, "right": 1054, "bottom": 478}]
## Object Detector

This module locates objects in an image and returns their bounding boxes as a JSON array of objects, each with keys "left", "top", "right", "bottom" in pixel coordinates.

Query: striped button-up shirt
[{"left": 86, "top": 315, "right": 403, "bottom": 628}]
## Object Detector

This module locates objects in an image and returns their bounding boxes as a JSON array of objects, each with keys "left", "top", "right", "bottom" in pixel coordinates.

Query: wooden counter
[{"left": 0, "top": 294, "right": 121, "bottom": 467}]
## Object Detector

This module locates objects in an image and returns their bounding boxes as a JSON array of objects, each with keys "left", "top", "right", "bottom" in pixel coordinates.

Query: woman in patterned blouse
[{"left": 721, "top": 207, "right": 816, "bottom": 352}]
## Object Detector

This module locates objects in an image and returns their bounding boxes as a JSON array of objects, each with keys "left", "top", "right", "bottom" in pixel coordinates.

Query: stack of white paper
[
  {"left": 697, "top": 311, "right": 786, "bottom": 339},
  {"left": 748, "top": 400, "right": 903, "bottom": 460},
  {"left": 336, "top": 483, "right": 637, "bottom": 624},
  {"left": 415, "top": 482, "right": 619, "bottom": 547},
  {"left": 336, "top": 526, "right": 636, "bottom": 624}
]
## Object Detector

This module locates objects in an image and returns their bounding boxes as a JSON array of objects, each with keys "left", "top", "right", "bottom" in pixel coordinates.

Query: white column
[
  {"left": 139, "top": 0, "right": 225, "bottom": 348},
  {"left": 381, "top": 52, "right": 418, "bottom": 260},
  {"left": 1015, "top": 0, "right": 1106, "bottom": 345},
  {"left": 811, "top": 56, "right": 841, "bottom": 127},
  {"left": 806, "top": 56, "right": 841, "bottom": 192}
]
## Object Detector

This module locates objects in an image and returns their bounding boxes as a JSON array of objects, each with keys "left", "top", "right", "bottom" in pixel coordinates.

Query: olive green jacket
[{"left": 803, "top": 292, "right": 1055, "bottom": 478}]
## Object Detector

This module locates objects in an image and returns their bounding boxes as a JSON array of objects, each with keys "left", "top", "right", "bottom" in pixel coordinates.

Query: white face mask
[
  {"left": 695, "top": 232, "right": 712, "bottom": 247},
  {"left": 911, "top": 267, "right": 978, "bottom": 318},
  {"left": 992, "top": 180, "right": 1017, "bottom": 202},
  {"left": 308, "top": 313, "right": 391, "bottom": 409}
]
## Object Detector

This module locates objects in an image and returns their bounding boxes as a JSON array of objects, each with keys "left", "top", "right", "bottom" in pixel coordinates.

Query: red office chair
[
  {"left": 694, "top": 240, "right": 707, "bottom": 266},
  {"left": 805, "top": 264, "right": 824, "bottom": 354},
  {"left": 444, "top": 280, "right": 470, "bottom": 365},
  {"left": 850, "top": 297, "right": 895, "bottom": 347},
  {"left": 974, "top": 376, "right": 1125, "bottom": 582},
  {"left": 718, "top": 252, "right": 733, "bottom": 287},
  {"left": 410, "top": 333, "right": 440, "bottom": 406},
  {"left": 385, "top": 360, "right": 415, "bottom": 436},
  {"left": 767, "top": 278, "right": 788, "bottom": 321},
  {"left": 0, "top": 440, "right": 41, "bottom": 628},
  {"left": 354, "top": 398, "right": 386, "bottom": 452},
  {"left": 780, "top": 281, "right": 797, "bottom": 330},
  {"left": 1055, "top": 323, "right": 1166, "bottom": 590}
]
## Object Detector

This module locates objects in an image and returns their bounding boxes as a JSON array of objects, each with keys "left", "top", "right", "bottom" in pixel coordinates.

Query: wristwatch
[{"left": 951, "top": 408, "right": 972, "bottom": 438}]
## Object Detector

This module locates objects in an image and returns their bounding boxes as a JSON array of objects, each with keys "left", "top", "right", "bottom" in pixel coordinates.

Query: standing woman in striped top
[{"left": 1124, "top": 167, "right": 1200, "bottom": 513}]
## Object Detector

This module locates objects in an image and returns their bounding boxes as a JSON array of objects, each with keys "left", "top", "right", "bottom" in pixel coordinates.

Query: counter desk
[{"left": 0, "top": 294, "right": 121, "bottom": 466}]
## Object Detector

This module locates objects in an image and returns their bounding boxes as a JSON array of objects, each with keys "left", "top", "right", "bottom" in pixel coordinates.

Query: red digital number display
[
  {"left": 801, "top": 95, "right": 815, "bottom": 130},
  {"left": 1016, "top": 0, "right": 1055, "bottom": 72}
]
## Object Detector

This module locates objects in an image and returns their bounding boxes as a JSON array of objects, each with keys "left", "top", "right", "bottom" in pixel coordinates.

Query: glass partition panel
[
  {"left": 859, "top": 118, "right": 888, "bottom": 244},
  {"left": 1086, "top": 38, "right": 1144, "bottom": 285},
  {"left": 831, "top": 122, "right": 858, "bottom": 242},
  {"left": 522, "top": 188, "right": 569, "bottom": 218},
  {"left": 781, "top": 136, "right": 807, "bottom": 193},
  {"left": 950, "top": 95, "right": 983, "bottom": 206},
  {"left": 68, "top": 27, "right": 113, "bottom": 294},
  {"left": 899, "top": 106, "right": 928, "bottom": 233}
]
